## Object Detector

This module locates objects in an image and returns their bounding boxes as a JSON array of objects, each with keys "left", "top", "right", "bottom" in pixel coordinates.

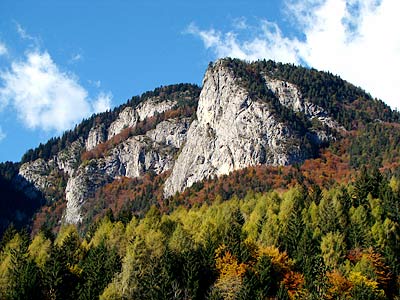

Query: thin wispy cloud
[
  {"left": 89, "top": 80, "right": 101, "bottom": 88},
  {"left": 188, "top": 0, "right": 400, "bottom": 110},
  {"left": 0, "top": 43, "right": 7, "bottom": 56},
  {"left": 15, "top": 22, "right": 37, "bottom": 42},
  {"left": 69, "top": 53, "right": 83, "bottom": 64},
  {"left": 232, "top": 17, "right": 248, "bottom": 30},
  {"left": 0, "top": 126, "right": 5, "bottom": 142},
  {"left": 0, "top": 50, "right": 112, "bottom": 133}
]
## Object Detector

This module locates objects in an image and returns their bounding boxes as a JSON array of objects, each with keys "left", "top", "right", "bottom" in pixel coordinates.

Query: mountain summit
[{"left": 1, "top": 58, "right": 399, "bottom": 234}]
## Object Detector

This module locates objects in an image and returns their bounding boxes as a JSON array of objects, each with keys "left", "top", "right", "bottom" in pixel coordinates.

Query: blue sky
[{"left": 0, "top": 0, "right": 399, "bottom": 162}]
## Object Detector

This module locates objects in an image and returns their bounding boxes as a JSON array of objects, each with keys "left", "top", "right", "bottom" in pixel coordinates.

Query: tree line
[{"left": 1, "top": 168, "right": 400, "bottom": 299}]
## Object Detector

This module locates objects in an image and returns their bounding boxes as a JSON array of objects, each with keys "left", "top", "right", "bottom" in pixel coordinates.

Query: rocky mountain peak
[
  {"left": 4, "top": 58, "right": 398, "bottom": 230},
  {"left": 163, "top": 59, "right": 315, "bottom": 197}
]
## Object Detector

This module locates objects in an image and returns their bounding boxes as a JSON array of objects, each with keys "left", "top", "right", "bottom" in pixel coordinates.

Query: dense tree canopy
[{"left": 1, "top": 168, "right": 400, "bottom": 299}]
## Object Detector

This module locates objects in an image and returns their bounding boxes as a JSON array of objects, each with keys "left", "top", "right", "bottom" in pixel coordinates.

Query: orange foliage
[
  {"left": 326, "top": 270, "right": 353, "bottom": 300},
  {"left": 32, "top": 199, "right": 66, "bottom": 236},
  {"left": 215, "top": 245, "right": 247, "bottom": 278},
  {"left": 282, "top": 271, "right": 304, "bottom": 299},
  {"left": 364, "top": 248, "right": 392, "bottom": 290},
  {"left": 346, "top": 248, "right": 392, "bottom": 291},
  {"left": 214, "top": 245, "right": 247, "bottom": 300},
  {"left": 258, "top": 246, "right": 294, "bottom": 275},
  {"left": 346, "top": 248, "right": 363, "bottom": 263},
  {"left": 83, "top": 172, "right": 168, "bottom": 223}
]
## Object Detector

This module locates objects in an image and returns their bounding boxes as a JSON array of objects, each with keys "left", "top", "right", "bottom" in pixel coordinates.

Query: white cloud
[
  {"left": 69, "top": 53, "right": 83, "bottom": 64},
  {"left": 0, "top": 50, "right": 113, "bottom": 133},
  {"left": 188, "top": 0, "right": 400, "bottom": 110},
  {"left": 0, "top": 126, "right": 5, "bottom": 141},
  {"left": 93, "top": 92, "right": 112, "bottom": 113},
  {"left": 232, "top": 17, "right": 248, "bottom": 30},
  {"left": 187, "top": 22, "right": 301, "bottom": 63},
  {"left": 0, "top": 43, "right": 7, "bottom": 56},
  {"left": 15, "top": 22, "right": 36, "bottom": 42},
  {"left": 88, "top": 79, "right": 101, "bottom": 88}
]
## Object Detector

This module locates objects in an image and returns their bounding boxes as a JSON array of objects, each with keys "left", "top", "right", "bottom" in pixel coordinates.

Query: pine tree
[
  {"left": 77, "top": 242, "right": 121, "bottom": 300},
  {"left": 6, "top": 231, "right": 41, "bottom": 300}
]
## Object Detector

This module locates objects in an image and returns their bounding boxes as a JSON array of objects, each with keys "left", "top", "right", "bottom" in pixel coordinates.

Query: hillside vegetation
[
  {"left": 1, "top": 58, "right": 400, "bottom": 299},
  {"left": 1, "top": 168, "right": 400, "bottom": 299}
]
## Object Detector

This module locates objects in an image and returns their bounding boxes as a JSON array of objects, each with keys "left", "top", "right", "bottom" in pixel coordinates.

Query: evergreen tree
[
  {"left": 77, "top": 242, "right": 121, "bottom": 300},
  {"left": 6, "top": 231, "right": 42, "bottom": 300}
]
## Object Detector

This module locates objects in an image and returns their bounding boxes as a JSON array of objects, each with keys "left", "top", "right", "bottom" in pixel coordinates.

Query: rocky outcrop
[
  {"left": 146, "top": 118, "right": 191, "bottom": 149},
  {"left": 108, "top": 107, "right": 138, "bottom": 139},
  {"left": 265, "top": 77, "right": 345, "bottom": 131},
  {"left": 14, "top": 159, "right": 56, "bottom": 200},
  {"left": 107, "top": 98, "right": 177, "bottom": 139},
  {"left": 136, "top": 98, "right": 177, "bottom": 121},
  {"left": 61, "top": 93, "right": 187, "bottom": 223},
  {"left": 164, "top": 61, "right": 307, "bottom": 197},
  {"left": 15, "top": 139, "right": 85, "bottom": 201},
  {"left": 63, "top": 132, "right": 180, "bottom": 224},
  {"left": 56, "top": 139, "right": 85, "bottom": 175},
  {"left": 86, "top": 124, "right": 107, "bottom": 151}
]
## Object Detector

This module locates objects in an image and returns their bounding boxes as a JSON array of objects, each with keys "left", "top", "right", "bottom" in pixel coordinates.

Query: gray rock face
[
  {"left": 62, "top": 97, "right": 183, "bottom": 224},
  {"left": 107, "top": 98, "right": 177, "bottom": 139},
  {"left": 64, "top": 135, "right": 177, "bottom": 224},
  {"left": 86, "top": 124, "right": 107, "bottom": 151},
  {"left": 136, "top": 98, "right": 177, "bottom": 121},
  {"left": 146, "top": 118, "right": 191, "bottom": 149},
  {"left": 56, "top": 139, "right": 85, "bottom": 175},
  {"left": 163, "top": 61, "right": 306, "bottom": 197},
  {"left": 15, "top": 139, "right": 85, "bottom": 201},
  {"left": 265, "top": 76, "right": 344, "bottom": 131},
  {"left": 108, "top": 107, "right": 138, "bottom": 139},
  {"left": 15, "top": 158, "right": 57, "bottom": 200}
]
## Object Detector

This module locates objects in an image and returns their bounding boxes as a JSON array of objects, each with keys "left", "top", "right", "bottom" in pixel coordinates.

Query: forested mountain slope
[
  {"left": 1, "top": 58, "right": 400, "bottom": 299},
  {"left": 1, "top": 170, "right": 400, "bottom": 299},
  {"left": 0, "top": 57, "right": 399, "bottom": 236}
]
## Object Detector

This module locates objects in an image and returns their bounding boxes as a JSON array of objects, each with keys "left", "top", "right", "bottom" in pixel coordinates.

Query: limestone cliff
[
  {"left": 17, "top": 89, "right": 194, "bottom": 224},
  {"left": 14, "top": 59, "right": 381, "bottom": 227},
  {"left": 107, "top": 98, "right": 177, "bottom": 140},
  {"left": 164, "top": 60, "right": 311, "bottom": 197},
  {"left": 264, "top": 76, "right": 344, "bottom": 131}
]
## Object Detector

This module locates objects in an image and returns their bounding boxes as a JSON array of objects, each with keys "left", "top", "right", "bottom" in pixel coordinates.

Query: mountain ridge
[{"left": 1, "top": 58, "right": 399, "bottom": 235}]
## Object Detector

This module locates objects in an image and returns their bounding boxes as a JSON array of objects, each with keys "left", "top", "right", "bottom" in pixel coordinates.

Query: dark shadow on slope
[{"left": 0, "top": 162, "right": 45, "bottom": 238}]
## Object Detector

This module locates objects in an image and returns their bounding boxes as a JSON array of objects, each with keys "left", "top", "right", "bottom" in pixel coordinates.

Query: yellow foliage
[
  {"left": 55, "top": 224, "right": 78, "bottom": 246},
  {"left": 0, "top": 234, "right": 22, "bottom": 297},
  {"left": 69, "top": 264, "right": 83, "bottom": 276},
  {"left": 90, "top": 219, "right": 113, "bottom": 245},
  {"left": 389, "top": 176, "right": 400, "bottom": 193},
  {"left": 326, "top": 270, "right": 353, "bottom": 300},
  {"left": 214, "top": 245, "right": 247, "bottom": 300},
  {"left": 144, "top": 230, "right": 166, "bottom": 258},
  {"left": 278, "top": 189, "right": 297, "bottom": 232},
  {"left": 258, "top": 210, "right": 280, "bottom": 246},
  {"left": 109, "top": 222, "right": 126, "bottom": 255},
  {"left": 100, "top": 280, "right": 122, "bottom": 300},
  {"left": 215, "top": 245, "right": 247, "bottom": 278},
  {"left": 124, "top": 216, "right": 138, "bottom": 241},
  {"left": 88, "top": 218, "right": 128, "bottom": 256},
  {"left": 258, "top": 245, "right": 294, "bottom": 274},
  {"left": 28, "top": 232, "right": 51, "bottom": 268},
  {"left": 168, "top": 223, "right": 193, "bottom": 252},
  {"left": 321, "top": 232, "right": 346, "bottom": 269},
  {"left": 348, "top": 271, "right": 381, "bottom": 292}
]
